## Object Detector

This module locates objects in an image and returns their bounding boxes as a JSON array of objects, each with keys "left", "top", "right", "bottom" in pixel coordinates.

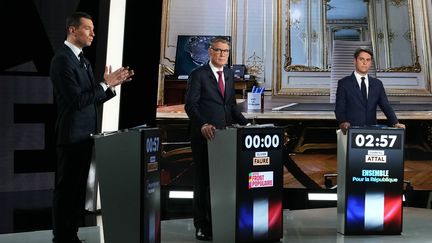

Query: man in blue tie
[{"left": 335, "top": 47, "right": 405, "bottom": 134}]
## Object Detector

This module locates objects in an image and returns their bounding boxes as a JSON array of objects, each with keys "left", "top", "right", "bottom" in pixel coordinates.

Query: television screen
[{"left": 174, "top": 35, "right": 232, "bottom": 77}]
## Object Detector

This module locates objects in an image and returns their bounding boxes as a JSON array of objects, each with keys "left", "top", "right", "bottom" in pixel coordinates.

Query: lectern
[
  {"left": 93, "top": 127, "right": 161, "bottom": 243},
  {"left": 208, "top": 126, "right": 283, "bottom": 243},
  {"left": 337, "top": 127, "right": 405, "bottom": 235}
]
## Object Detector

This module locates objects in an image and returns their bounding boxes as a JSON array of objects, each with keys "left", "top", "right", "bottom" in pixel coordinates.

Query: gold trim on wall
[
  {"left": 386, "top": 88, "right": 431, "bottom": 96},
  {"left": 274, "top": 0, "right": 432, "bottom": 97},
  {"left": 285, "top": 64, "right": 327, "bottom": 72},
  {"left": 419, "top": 0, "right": 431, "bottom": 94},
  {"left": 231, "top": 0, "right": 237, "bottom": 64},
  {"left": 381, "top": 56, "right": 421, "bottom": 72},
  {"left": 160, "top": 0, "right": 175, "bottom": 66},
  {"left": 275, "top": 0, "right": 329, "bottom": 96},
  {"left": 370, "top": 0, "right": 421, "bottom": 72},
  {"left": 276, "top": 88, "right": 330, "bottom": 96},
  {"left": 286, "top": 0, "right": 420, "bottom": 73},
  {"left": 273, "top": 0, "right": 283, "bottom": 95},
  {"left": 390, "top": 0, "right": 407, "bottom": 7},
  {"left": 242, "top": 0, "right": 248, "bottom": 64},
  {"left": 284, "top": 0, "right": 328, "bottom": 72}
]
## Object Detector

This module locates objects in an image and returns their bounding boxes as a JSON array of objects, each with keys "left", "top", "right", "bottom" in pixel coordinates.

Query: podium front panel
[
  {"left": 208, "top": 127, "right": 283, "bottom": 243},
  {"left": 236, "top": 127, "right": 283, "bottom": 243},
  {"left": 94, "top": 128, "right": 161, "bottom": 243},
  {"left": 344, "top": 127, "right": 404, "bottom": 235},
  {"left": 141, "top": 129, "right": 161, "bottom": 243}
]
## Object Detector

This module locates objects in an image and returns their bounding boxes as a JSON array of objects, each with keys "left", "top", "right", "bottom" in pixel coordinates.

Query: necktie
[
  {"left": 78, "top": 52, "right": 87, "bottom": 69},
  {"left": 217, "top": 71, "right": 225, "bottom": 97},
  {"left": 361, "top": 77, "right": 367, "bottom": 101},
  {"left": 79, "top": 52, "right": 94, "bottom": 84}
]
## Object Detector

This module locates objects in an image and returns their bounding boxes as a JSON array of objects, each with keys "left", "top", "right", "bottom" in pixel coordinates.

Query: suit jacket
[
  {"left": 335, "top": 72, "right": 398, "bottom": 126},
  {"left": 184, "top": 64, "right": 248, "bottom": 132},
  {"left": 50, "top": 44, "right": 115, "bottom": 145}
]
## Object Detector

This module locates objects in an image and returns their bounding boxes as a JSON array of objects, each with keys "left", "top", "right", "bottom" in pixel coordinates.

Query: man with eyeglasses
[
  {"left": 335, "top": 47, "right": 405, "bottom": 135},
  {"left": 185, "top": 36, "right": 249, "bottom": 241}
]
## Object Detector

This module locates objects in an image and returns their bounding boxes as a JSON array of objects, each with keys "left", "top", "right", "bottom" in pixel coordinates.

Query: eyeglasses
[
  {"left": 211, "top": 47, "right": 230, "bottom": 54},
  {"left": 357, "top": 57, "right": 372, "bottom": 63}
]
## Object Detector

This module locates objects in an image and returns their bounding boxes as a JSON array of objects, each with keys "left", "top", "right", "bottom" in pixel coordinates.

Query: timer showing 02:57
[{"left": 351, "top": 133, "right": 401, "bottom": 149}]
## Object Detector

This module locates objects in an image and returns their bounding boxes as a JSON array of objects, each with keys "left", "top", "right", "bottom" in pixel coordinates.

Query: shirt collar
[
  {"left": 64, "top": 40, "right": 82, "bottom": 60},
  {"left": 209, "top": 62, "right": 224, "bottom": 80},
  {"left": 354, "top": 71, "right": 368, "bottom": 83}
]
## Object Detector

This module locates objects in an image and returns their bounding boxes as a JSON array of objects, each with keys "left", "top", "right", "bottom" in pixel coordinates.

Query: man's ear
[{"left": 68, "top": 26, "right": 77, "bottom": 35}]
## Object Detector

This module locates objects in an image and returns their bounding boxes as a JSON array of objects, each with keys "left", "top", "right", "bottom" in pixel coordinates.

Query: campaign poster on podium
[
  {"left": 345, "top": 128, "right": 405, "bottom": 235},
  {"left": 236, "top": 127, "right": 283, "bottom": 243}
]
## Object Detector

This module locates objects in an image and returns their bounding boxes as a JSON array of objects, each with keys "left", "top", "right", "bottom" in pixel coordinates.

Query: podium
[
  {"left": 337, "top": 127, "right": 405, "bottom": 235},
  {"left": 207, "top": 126, "right": 283, "bottom": 243},
  {"left": 93, "top": 127, "right": 161, "bottom": 243}
]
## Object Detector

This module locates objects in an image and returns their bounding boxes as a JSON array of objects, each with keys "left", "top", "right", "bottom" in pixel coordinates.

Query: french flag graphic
[
  {"left": 347, "top": 189, "right": 402, "bottom": 233},
  {"left": 146, "top": 209, "right": 160, "bottom": 243},
  {"left": 238, "top": 197, "right": 282, "bottom": 241}
]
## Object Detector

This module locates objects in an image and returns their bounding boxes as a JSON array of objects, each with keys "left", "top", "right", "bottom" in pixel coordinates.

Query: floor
[{"left": 1, "top": 207, "right": 431, "bottom": 243}]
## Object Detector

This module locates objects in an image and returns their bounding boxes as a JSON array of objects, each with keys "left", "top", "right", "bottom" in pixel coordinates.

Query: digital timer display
[
  {"left": 351, "top": 133, "right": 402, "bottom": 149},
  {"left": 242, "top": 133, "right": 281, "bottom": 150}
]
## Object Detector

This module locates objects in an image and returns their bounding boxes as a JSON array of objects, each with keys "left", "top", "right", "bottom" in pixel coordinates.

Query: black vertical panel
[
  {"left": 0, "top": 0, "right": 108, "bottom": 234},
  {"left": 0, "top": 0, "right": 53, "bottom": 74},
  {"left": 119, "top": 0, "right": 162, "bottom": 129},
  {"left": 14, "top": 104, "right": 56, "bottom": 173}
]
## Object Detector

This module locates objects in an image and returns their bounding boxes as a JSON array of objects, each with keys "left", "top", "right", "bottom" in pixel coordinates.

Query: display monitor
[{"left": 174, "top": 35, "right": 232, "bottom": 78}]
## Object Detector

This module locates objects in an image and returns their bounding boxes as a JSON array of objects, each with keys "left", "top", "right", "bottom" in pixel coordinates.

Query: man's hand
[
  {"left": 104, "top": 65, "right": 135, "bottom": 88},
  {"left": 339, "top": 122, "right": 351, "bottom": 135},
  {"left": 201, "top": 123, "right": 216, "bottom": 140},
  {"left": 394, "top": 123, "right": 405, "bottom": 129}
]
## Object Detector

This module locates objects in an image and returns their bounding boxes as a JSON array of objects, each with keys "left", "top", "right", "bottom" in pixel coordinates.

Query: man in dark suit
[
  {"left": 335, "top": 47, "right": 405, "bottom": 134},
  {"left": 50, "top": 12, "right": 134, "bottom": 243},
  {"left": 184, "top": 36, "right": 249, "bottom": 241}
]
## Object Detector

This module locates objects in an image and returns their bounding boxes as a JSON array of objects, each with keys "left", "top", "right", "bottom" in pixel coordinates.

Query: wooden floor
[{"left": 285, "top": 152, "right": 432, "bottom": 190}]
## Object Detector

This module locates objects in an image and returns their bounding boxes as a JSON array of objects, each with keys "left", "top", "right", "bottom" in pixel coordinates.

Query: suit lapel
[
  {"left": 205, "top": 65, "right": 225, "bottom": 100},
  {"left": 86, "top": 63, "right": 95, "bottom": 87},
  {"left": 223, "top": 70, "right": 231, "bottom": 100},
  {"left": 64, "top": 45, "right": 95, "bottom": 87},
  {"left": 368, "top": 75, "right": 378, "bottom": 103}
]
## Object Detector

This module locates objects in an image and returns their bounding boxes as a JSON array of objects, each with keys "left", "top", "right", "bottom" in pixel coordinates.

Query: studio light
[{"left": 169, "top": 191, "right": 193, "bottom": 199}]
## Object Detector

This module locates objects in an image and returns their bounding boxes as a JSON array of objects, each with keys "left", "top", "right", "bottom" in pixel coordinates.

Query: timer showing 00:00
[{"left": 244, "top": 134, "right": 280, "bottom": 149}]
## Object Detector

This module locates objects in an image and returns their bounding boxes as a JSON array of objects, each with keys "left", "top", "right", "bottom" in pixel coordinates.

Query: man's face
[
  {"left": 354, "top": 51, "right": 372, "bottom": 75},
  {"left": 208, "top": 41, "right": 230, "bottom": 69},
  {"left": 70, "top": 17, "right": 95, "bottom": 48}
]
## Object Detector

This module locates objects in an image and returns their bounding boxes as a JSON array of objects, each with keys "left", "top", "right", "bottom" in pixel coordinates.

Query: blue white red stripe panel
[
  {"left": 347, "top": 190, "right": 401, "bottom": 232},
  {"left": 239, "top": 197, "right": 282, "bottom": 241}
]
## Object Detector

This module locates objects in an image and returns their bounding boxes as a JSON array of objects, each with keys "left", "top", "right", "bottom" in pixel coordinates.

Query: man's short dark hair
[
  {"left": 354, "top": 47, "right": 373, "bottom": 59},
  {"left": 210, "top": 36, "right": 231, "bottom": 48},
  {"left": 66, "top": 12, "right": 92, "bottom": 32}
]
